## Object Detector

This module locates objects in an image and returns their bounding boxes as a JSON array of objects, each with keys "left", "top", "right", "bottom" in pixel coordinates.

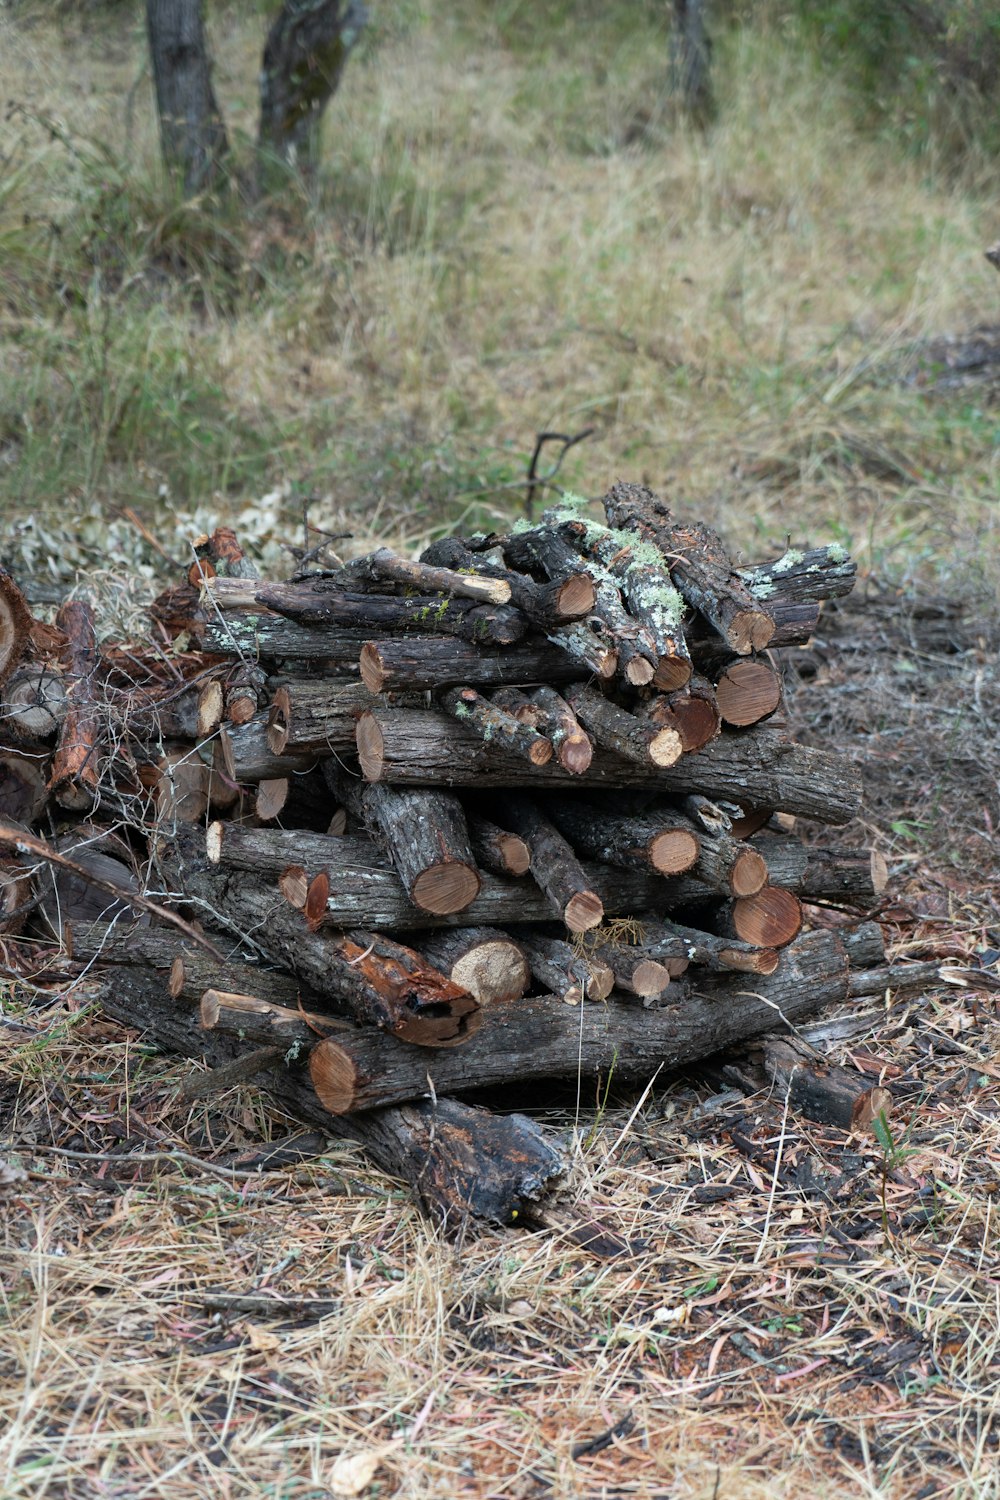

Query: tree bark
[
  {"left": 420, "top": 538, "right": 594, "bottom": 626},
  {"left": 466, "top": 812, "right": 531, "bottom": 879},
  {"left": 440, "top": 686, "right": 554, "bottom": 767},
  {"left": 671, "top": 0, "right": 715, "bottom": 126},
  {"left": 358, "top": 636, "right": 585, "bottom": 695},
  {"left": 544, "top": 798, "right": 700, "bottom": 877},
  {"left": 258, "top": 0, "right": 367, "bottom": 188},
  {"left": 146, "top": 0, "right": 229, "bottom": 195},
  {"left": 0, "top": 568, "right": 35, "bottom": 690},
  {"left": 49, "top": 599, "right": 101, "bottom": 813}
]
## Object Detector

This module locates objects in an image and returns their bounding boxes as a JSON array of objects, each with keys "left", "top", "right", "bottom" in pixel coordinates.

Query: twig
[{"left": 525, "top": 427, "right": 595, "bottom": 518}]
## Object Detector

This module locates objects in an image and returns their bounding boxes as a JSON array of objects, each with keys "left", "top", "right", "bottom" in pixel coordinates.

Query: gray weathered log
[{"left": 419, "top": 538, "right": 594, "bottom": 626}]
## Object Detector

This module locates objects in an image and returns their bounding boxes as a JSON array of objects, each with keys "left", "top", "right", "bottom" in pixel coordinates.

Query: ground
[{"left": 1, "top": 3, "right": 999, "bottom": 1497}]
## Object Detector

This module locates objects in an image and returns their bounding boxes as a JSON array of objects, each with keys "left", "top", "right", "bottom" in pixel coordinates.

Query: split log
[
  {"left": 366, "top": 546, "right": 512, "bottom": 606},
  {"left": 643, "top": 675, "right": 720, "bottom": 752},
  {"left": 0, "top": 750, "right": 50, "bottom": 825},
  {"left": 159, "top": 835, "right": 480, "bottom": 1047},
  {"left": 681, "top": 796, "right": 768, "bottom": 898},
  {"left": 308, "top": 929, "right": 851, "bottom": 1113},
  {"left": 466, "top": 812, "right": 531, "bottom": 878},
  {"left": 95, "top": 968, "right": 565, "bottom": 1226},
  {"left": 354, "top": 707, "right": 862, "bottom": 824},
  {"left": 420, "top": 537, "right": 594, "bottom": 625},
  {"left": 603, "top": 483, "right": 776, "bottom": 654},
  {"left": 495, "top": 794, "right": 604, "bottom": 932},
  {"left": 440, "top": 687, "right": 553, "bottom": 768},
  {"left": 639, "top": 917, "right": 780, "bottom": 975},
  {"left": 714, "top": 659, "right": 783, "bottom": 727},
  {"left": 323, "top": 766, "right": 481, "bottom": 916},
  {"left": 564, "top": 684, "right": 682, "bottom": 768},
  {"left": 542, "top": 506, "right": 692, "bottom": 690},
  {"left": 359, "top": 636, "right": 585, "bottom": 695},
  {"left": 223, "top": 579, "right": 530, "bottom": 648},
  {"left": 1, "top": 666, "right": 67, "bottom": 740},
  {"left": 715, "top": 887, "right": 803, "bottom": 948},
  {"left": 526, "top": 687, "right": 592, "bottom": 774},
  {"left": 502, "top": 527, "right": 655, "bottom": 684},
  {"left": 418, "top": 928, "right": 530, "bottom": 1005},
  {"left": 0, "top": 567, "right": 33, "bottom": 688},
  {"left": 544, "top": 798, "right": 700, "bottom": 877},
  {"left": 738, "top": 545, "right": 857, "bottom": 605},
  {"left": 49, "top": 599, "right": 101, "bottom": 812},
  {"left": 511, "top": 929, "right": 615, "bottom": 1003},
  {"left": 751, "top": 835, "right": 888, "bottom": 908}
]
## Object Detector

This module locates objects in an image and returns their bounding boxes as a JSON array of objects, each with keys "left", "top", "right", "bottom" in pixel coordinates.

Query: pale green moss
[
  {"left": 772, "top": 548, "right": 804, "bottom": 573},
  {"left": 828, "top": 542, "right": 850, "bottom": 563},
  {"left": 748, "top": 576, "right": 775, "bottom": 600},
  {"left": 454, "top": 702, "right": 471, "bottom": 720},
  {"left": 284, "top": 1039, "right": 304, "bottom": 1064}
]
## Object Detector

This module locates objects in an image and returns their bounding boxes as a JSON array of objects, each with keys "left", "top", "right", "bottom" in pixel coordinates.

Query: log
[
  {"left": 239, "top": 579, "right": 529, "bottom": 648},
  {"left": 751, "top": 835, "right": 888, "bottom": 908},
  {"left": 761, "top": 1037, "right": 891, "bottom": 1132},
  {"left": 588, "top": 941, "right": 672, "bottom": 1000},
  {"left": 0, "top": 666, "right": 67, "bottom": 740},
  {"left": 0, "top": 749, "right": 50, "bottom": 825},
  {"left": 150, "top": 746, "right": 212, "bottom": 825},
  {"left": 354, "top": 707, "right": 863, "bottom": 824},
  {"left": 680, "top": 796, "right": 769, "bottom": 898},
  {"left": 0, "top": 850, "right": 33, "bottom": 936},
  {"left": 716, "top": 887, "right": 803, "bottom": 948},
  {"left": 224, "top": 662, "right": 268, "bottom": 725},
  {"left": 200, "top": 989, "right": 351, "bottom": 1048},
  {"left": 254, "top": 777, "right": 289, "bottom": 823},
  {"left": 502, "top": 527, "right": 655, "bottom": 684},
  {"left": 604, "top": 483, "right": 775, "bottom": 653},
  {"left": 366, "top": 546, "right": 512, "bottom": 606},
  {"left": 639, "top": 917, "right": 780, "bottom": 975},
  {"left": 526, "top": 687, "right": 592, "bottom": 774},
  {"left": 212, "top": 714, "right": 317, "bottom": 785},
  {"left": 200, "top": 610, "right": 369, "bottom": 667},
  {"left": 544, "top": 798, "right": 700, "bottom": 877},
  {"left": 417, "top": 928, "right": 530, "bottom": 1005},
  {"left": 496, "top": 794, "right": 604, "bottom": 932},
  {"left": 440, "top": 686, "right": 554, "bottom": 768},
  {"left": 466, "top": 812, "right": 531, "bottom": 878},
  {"left": 564, "top": 684, "right": 682, "bottom": 768},
  {"left": 359, "top": 635, "right": 586, "bottom": 695},
  {"left": 738, "top": 545, "right": 857, "bottom": 606},
  {"left": 160, "top": 833, "right": 480, "bottom": 1046},
  {"left": 511, "top": 929, "right": 615, "bottom": 1004},
  {"left": 714, "top": 659, "right": 783, "bottom": 728},
  {"left": 0, "top": 567, "right": 33, "bottom": 688},
  {"left": 545, "top": 618, "right": 619, "bottom": 681},
  {"left": 95, "top": 968, "right": 565, "bottom": 1226},
  {"left": 266, "top": 679, "right": 406, "bottom": 756},
  {"left": 323, "top": 767, "right": 481, "bottom": 917},
  {"left": 542, "top": 505, "right": 692, "bottom": 690},
  {"left": 308, "top": 929, "right": 850, "bottom": 1112},
  {"left": 49, "top": 598, "right": 101, "bottom": 812},
  {"left": 196, "top": 679, "right": 225, "bottom": 738},
  {"left": 419, "top": 537, "right": 594, "bottom": 626},
  {"left": 643, "top": 675, "right": 720, "bottom": 752}
]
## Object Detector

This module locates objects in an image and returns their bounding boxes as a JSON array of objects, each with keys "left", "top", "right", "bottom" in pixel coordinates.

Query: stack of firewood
[{"left": 1, "top": 485, "right": 939, "bottom": 1224}]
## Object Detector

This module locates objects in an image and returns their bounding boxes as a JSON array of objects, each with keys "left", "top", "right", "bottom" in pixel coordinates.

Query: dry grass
[{"left": 2, "top": 4, "right": 1000, "bottom": 1495}]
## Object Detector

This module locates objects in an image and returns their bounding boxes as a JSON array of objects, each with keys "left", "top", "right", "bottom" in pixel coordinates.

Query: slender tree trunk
[
  {"left": 671, "top": 0, "right": 715, "bottom": 125},
  {"left": 257, "top": 0, "right": 368, "bottom": 188},
  {"left": 146, "top": 0, "right": 229, "bottom": 195}
]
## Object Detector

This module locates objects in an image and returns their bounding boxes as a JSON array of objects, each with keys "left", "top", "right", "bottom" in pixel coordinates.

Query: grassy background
[{"left": 1, "top": 1, "right": 998, "bottom": 588}]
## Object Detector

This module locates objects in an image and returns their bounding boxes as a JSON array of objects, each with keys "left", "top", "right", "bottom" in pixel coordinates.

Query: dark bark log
[
  {"left": 466, "top": 812, "right": 531, "bottom": 879},
  {"left": 358, "top": 635, "right": 585, "bottom": 695},
  {"left": 157, "top": 834, "right": 479, "bottom": 1046},
  {"left": 751, "top": 835, "right": 888, "bottom": 908},
  {"left": 848, "top": 958, "right": 946, "bottom": 998},
  {"left": 419, "top": 538, "right": 594, "bottom": 626},
  {"left": 510, "top": 929, "right": 615, "bottom": 1003},
  {"left": 564, "top": 684, "right": 682, "bottom": 768},
  {"left": 354, "top": 707, "right": 863, "bottom": 824},
  {"left": 640, "top": 917, "right": 780, "bottom": 975},
  {"left": 95, "top": 968, "right": 565, "bottom": 1226},
  {"left": 587, "top": 942, "right": 672, "bottom": 1000},
  {"left": 199, "top": 608, "right": 369, "bottom": 667},
  {"left": 0, "top": 750, "right": 50, "bottom": 825},
  {"left": 213, "top": 714, "right": 318, "bottom": 785},
  {"left": 526, "top": 687, "right": 592, "bottom": 774},
  {"left": 504, "top": 526, "right": 657, "bottom": 687},
  {"left": 542, "top": 507, "right": 693, "bottom": 690},
  {"left": 643, "top": 675, "right": 720, "bottom": 751},
  {"left": 266, "top": 679, "right": 418, "bottom": 756},
  {"left": 440, "top": 686, "right": 553, "bottom": 768},
  {"left": 738, "top": 546, "right": 857, "bottom": 606},
  {"left": 495, "top": 794, "right": 604, "bottom": 932},
  {"left": 1, "top": 666, "right": 66, "bottom": 740},
  {"left": 604, "top": 483, "right": 774, "bottom": 654},
  {"left": 145, "top": 0, "right": 229, "bottom": 195},
  {"left": 417, "top": 927, "right": 530, "bottom": 1005},
  {"left": 715, "top": 887, "right": 803, "bottom": 948},
  {"left": 0, "top": 851, "right": 33, "bottom": 936},
  {"left": 686, "top": 600, "right": 821, "bottom": 668},
  {"left": 308, "top": 929, "right": 850, "bottom": 1112},
  {"left": 544, "top": 798, "right": 700, "bottom": 877},
  {"left": 323, "top": 765, "right": 481, "bottom": 916},
  {"left": 714, "top": 659, "right": 783, "bottom": 727},
  {"left": 366, "top": 547, "right": 510, "bottom": 606},
  {"left": 762, "top": 1037, "right": 892, "bottom": 1131},
  {"left": 258, "top": 0, "right": 367, "bottom": 186},
  {"left": 49, "top": 599, "right": 101, "bottom": 812},
  {"left": 680, "top": 796, "right": 769, "bottom": 897}
]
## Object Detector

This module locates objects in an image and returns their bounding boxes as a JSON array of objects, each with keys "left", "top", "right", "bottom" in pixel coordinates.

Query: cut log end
[
  {"left": 411, "top": 862, "right": 482, "bottom": 916},
  {"left": 564, "top": 890, "right": 605, "bottom": 933},
  {"left": 652, "top": 656, "right": 693, "bottom": 693},
  {"left": 255, "top": 777, "right": 289, "bottom": 823},
  {"left": 649, "top": 726, "right": 684, "bottom": 768},
  {"left": 310, "top": 1041, "right": 363, "bottom": 1115},
  {"left": 625, "top": 656, "right": 656, "bottom": 687},
  {"left": 649, "top": 828, "right": 700, "bottom": 876},
  {"left": 729, "top": 610, "right": 776, "bottom": 655},
  {"left": 499, "top": 833, "right": 531, "bottom": 877},
  {"left": 672, "top": 696, "right": 720, "bottom": 753},
  {"left": 731, "top": 887, "right": 802, "bottom": 947},
  {"left": 528, "top": 736, "right": 555, "bottom": 767},
  {"left": 730, "top": 847, "right": 769, "bottom": 898},
  {"left": 870, "top": 850, "right": 889, "bottom": 895},
  {"left": 197, "top": 680, "right": 225, "bottom": 739},
  {"left": 630, "top": 958, "right": 672, "bottom": 998},
  {"left": 716, "top": 660, "right": 782, "bottom": 727},
  {"left": 206, "top": 821, "right": 224, "bottom": 865},
  {"left": 266, "top": 686, "right": 292, "bottom": 756},
  {"left": 557, "top": 574, "right": 597, "bottom": 618},
  {"left": 168, "top": 956, "right": 185, "bottom": 999},
  {"left": 304, "top": 872, "right": 330, "bottom": 928},
  {"left": 557, "top": 732, "right": 593, "bottom": 775},
  {"left": 359, "top": 643, "right": 384, "bottom": 694},
  {"left": 449, "top": 940, "right": 531, "bottom": 1005},
  {"left": 720, "top": 945, "right": 780, "bottom": 976},
  {"left": 356, "top": 713, "right": 385, "bottom": 781},
  {"left": 279, "top": 864, "right": 309, "bottom": 909}
]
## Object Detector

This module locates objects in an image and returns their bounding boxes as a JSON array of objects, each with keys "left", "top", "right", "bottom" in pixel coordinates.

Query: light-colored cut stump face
[
  {"left": 359, "top": 644, "right": 384, "bottom": 694},
  {"left": 227, "top": 691, "right": 257, "bottom": 725},
  {"left": 278, "top": 865, "right": 309, "bottom": 909},
  {"left": 450, "top": 942, "right": 530, "bottom": 1005},
  {"left": 729, "top": 610, "right": 776, "bottom": 654},
  {"left": 625, "top": 657, "right": 656, "bottom": 686},
  {"left": 558, "top": 574, "right": 596, "bottom": 618},
  {"left": 648, "top": 727, "right": 683, "bottom": 767},
  {"left": 309, "top": 1043, "right": 359, "bottom": 1116},
  {"left": 197, "top": 680, "right": 225, "bottom": 738},
  {"left": 2, "top": 668, "right": 66, "bottom": 738},
  {"left": 168, "top": 957, "right": 186, "bottom": 999},
  {"left": 527, "top": 737, "right": 554, "bottom": 766},
  {"left": 586, "top": 961, "right": 616, "bottom": 999},
  {"left": 499, "top": 835, "right": 531, "bottom": 877},
  {"left": 649, "top": 827, "right": 700, "bottom": 875},
  {"left": 266, "top": 687, "right": 292, "bottom": 755},
  {"left": 732, "top": 887, "right": 802, "bottom": 947},
  {"left": 255, "top": 778, "right": 289, "bottom": 822},
  {"left": 652, "top": 656, "right": 693, "bottom": 693},
  {"left": 411, "top": 862, "right": 481, "bottom": 916},
  {"left": 355, "top": 714, "right": 385, "bottom": 781},
  {"left": 730, "top": 847, "right": 769, "bottom": 898},
  {"left": 716, "top": 661, "right": 782, "bottom": 727},
  {"left": 205, "top": 822, "right": 224, "bottom": 864},
  {"left": 564, "top": 890, "right": 605, "bottom": 933},
  {"left": 631, "top": 959, "right": 672, "bottom": 998}
]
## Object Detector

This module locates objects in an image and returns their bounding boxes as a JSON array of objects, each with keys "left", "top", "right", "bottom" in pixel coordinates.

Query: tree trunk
[
  {"left": 671, "top": 0, "right": 715, "bottom": 126},
  {"left": 146, "top": 0, "right": 229, "bottom": 195},
  {"left": 257, "top": 0, "right": 368, "bottom": 188}
]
